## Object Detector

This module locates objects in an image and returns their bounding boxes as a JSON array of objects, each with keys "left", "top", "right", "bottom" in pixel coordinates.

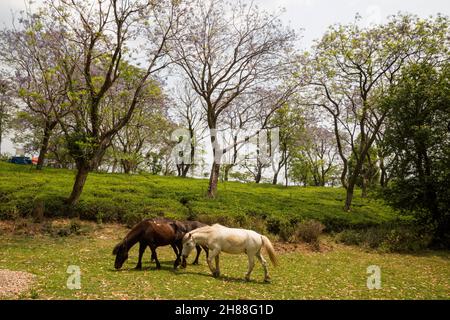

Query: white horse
[{"left": 181, "top": 224, "right": 277, "bottom": 282}]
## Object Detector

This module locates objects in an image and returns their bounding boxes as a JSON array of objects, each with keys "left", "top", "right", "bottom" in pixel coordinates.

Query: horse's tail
[{"left": 261, "top": 235, "right": 277, "bottom": 266}]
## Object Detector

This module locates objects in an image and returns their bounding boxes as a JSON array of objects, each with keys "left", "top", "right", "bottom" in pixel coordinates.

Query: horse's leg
[
  {"left": 171, "top": 243, "right": 181, "bottom": 269},
  {"left": 151, "top": 246, "right": 161, "bottom": 269},
  {"left": 245, "top": 254, "right": 256, "bottom": 282},
  {"left": 256, "top": 251, "right": 270, "bottom": 282},
  {"left": 202, "top": 245, "right": 209, "bottom": 259},
  {"left": 207, "top": 248, "right": 220, "bottom": 277},
  {"left": 214, "top": 254, "right": 220, "bottom": 277},
  {"left": 193, "top": 245, "right": 201, "bottom": 265},
  {"left": 149, "top": 245, "right": 156, "bottom": 262},
  {"left": 135, "top": 242, "right": 146, "bottom": 270}
]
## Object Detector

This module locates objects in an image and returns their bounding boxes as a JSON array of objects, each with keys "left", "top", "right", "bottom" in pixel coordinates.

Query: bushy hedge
[
  {"left": 334, "top": 224, "right": 432, "bottom": 252},
  {"left": 0, "top": 162, "right": 402, "bottom": 237}
]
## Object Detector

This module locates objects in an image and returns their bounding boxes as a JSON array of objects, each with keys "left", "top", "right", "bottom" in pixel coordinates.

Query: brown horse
[
  {"left": 147, "top": 220, "right": 209, "bottom": 265},
  {"left": 113, "top": 218, "right": 208, "bottom": 270}
]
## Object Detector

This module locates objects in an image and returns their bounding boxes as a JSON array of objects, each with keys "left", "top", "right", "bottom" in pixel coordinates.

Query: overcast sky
[
  {"left": 1, "top": 0, "right": 449, "bottom": 46},
  {"left": 1, "top": 0, "right": 449, "bottom": 155}
]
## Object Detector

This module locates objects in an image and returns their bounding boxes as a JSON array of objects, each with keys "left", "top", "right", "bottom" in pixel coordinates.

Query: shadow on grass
[
  {"left": 112, "top": 260, "right": 271, "bottom": 284},
  {"left": 174, "top": 269, "right": 272, "bottom": 285}
]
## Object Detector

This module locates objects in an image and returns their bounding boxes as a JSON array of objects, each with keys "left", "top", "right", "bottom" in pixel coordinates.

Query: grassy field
[
  {"left": 2, "top": 163, "right": 445, "bottom": 300},
  {"left": 0, "top": 162, "right": 403, "bottom": 233},
  {"left": 0, "top": 221, "right": 449, "bottom": 300}
]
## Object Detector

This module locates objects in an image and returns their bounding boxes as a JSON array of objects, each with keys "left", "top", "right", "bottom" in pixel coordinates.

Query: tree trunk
[
  {"left": 272, "top": 163, "right": 283, "bottom": 185},
  {"left": 344, "top": 140, "right": 371, "bottom": 210},
  {"left": 379, "top": 155, "right": 387, "bottom": 187},
  {"left": 223, "top": 164, "right": 232, "bottom": 181},
  {"left": 284, "top": 162, "right": 288, "bottom": 187},
  {"left": 36, "top": 121, "right": 55, "bottom": 170},
  {"left": 207, "top": 163, "right": 221, "bottom": 198},
  {"left": 344, "top": 181, "right": 355, "bottom": 212},
  {"left": 272, "top": 172, "right": 279, "bottom": 185},
  {"left": 0, "top": 118, "right": 2, "bottom": 155},
  {"left": 67, "top": 163, "right": 90, "bottom": 206},
  {"left": 177, "top": 164, "right": 191, "bottom": 177},
  {"left": 121, "top": 159, "right": 132, "bottom": 174},
  {"left": 255, "top": 167, "right": 262, "bottom": 184},
  {"left": 361, "top": 176, "right": 368, "bottom": 198},
  {"left": 111, "top": 159, "right": 117, "bottom": 173},
  {"left": 182, "top": 164, "right": 190, "bottom": 177}
]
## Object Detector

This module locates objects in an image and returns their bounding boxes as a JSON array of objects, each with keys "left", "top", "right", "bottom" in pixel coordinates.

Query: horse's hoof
[
  {"left": 134, "top": 265, "right": 142, "bottom": 270},
  {"left": 192, "top": 261, "right": 199, "bottom": 265},
  {"left": 212, "top": 271, "right": 220, "bottom": 278},
  {"left": 264, "top": 278, "right": 271, "bottom": 283},
  {"left": 245, "top": 277, "right": 250, "bottom": 282}
]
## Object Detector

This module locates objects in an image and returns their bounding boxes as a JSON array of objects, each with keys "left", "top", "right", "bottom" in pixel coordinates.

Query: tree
[
  {"left": 301, "top": 126, "right": 340, "bottom": 187},
  {"left": 109, "top": 80, "right": 168, "bottom": 174},
  {"left": 307, "top": 14, "right": 449, "bottom": 211},
  {"left": 0, "top": 79, "right": 14, "bottom": 155},
  {"left": 382, "top": 62, "right": 450, "bottom": 247},
  {"left": 168, "top": 0, "right": 296, "bottom": 197},
  {"left": 269, "top": 103, "right": 304, "bottom": 185},
  {"left": 172, "top": 83, "right": 205, "bottom": 177},
  {"left": 348, "top": 141, "right": 379, "bottom": 197},
  {"left": 0, "top": 9, "right": 73, "bottom": 169},
  {"left": 36, "top": 0, "right": 184, "bottom": 205},
  {"left": 220, "top": 93, "right": 257, "bottom": 182}
]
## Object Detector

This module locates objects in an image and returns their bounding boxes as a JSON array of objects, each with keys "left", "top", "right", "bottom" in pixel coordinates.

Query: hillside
[{"left": 0, "top": 162, "right": 404, "bottom": 234}]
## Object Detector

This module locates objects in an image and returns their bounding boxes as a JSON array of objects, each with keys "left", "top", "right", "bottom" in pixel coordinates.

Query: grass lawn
[{"left": 0, "top": 221, "right": 448, "bottom": 300}]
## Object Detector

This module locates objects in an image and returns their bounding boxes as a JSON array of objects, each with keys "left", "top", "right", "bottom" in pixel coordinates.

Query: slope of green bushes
[{"left": 0, "top": 162, "right": 406, "bottom": 233}]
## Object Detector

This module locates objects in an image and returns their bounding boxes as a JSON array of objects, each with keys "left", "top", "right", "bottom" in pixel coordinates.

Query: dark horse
[
  {"left": 113, "top": 218, "right": 208, "bottom": 270},
  {"left": 147, "top": 220, "right": 209, "bottom": 265},
  {"left": 181, "top": 220, "right": 209, "bottom": 265}
]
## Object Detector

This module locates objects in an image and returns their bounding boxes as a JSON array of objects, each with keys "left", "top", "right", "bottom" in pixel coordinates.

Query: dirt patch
[
  {"left": 273, "top": 240, "right": 334, "bottom": 254},
  {"left": 0, "top": 219, "right": 98, "bottom": 237},
  {"left": 0, "top": 269, "right": 36, "bottom": 299}
]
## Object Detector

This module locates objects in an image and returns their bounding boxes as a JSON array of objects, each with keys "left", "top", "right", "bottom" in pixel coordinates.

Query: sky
[
  {"left": 1, "top": 0, "right": 449, "bottom": 155},
  {"left": 254, "top": 0, "right": 450, "bottom": 48}
]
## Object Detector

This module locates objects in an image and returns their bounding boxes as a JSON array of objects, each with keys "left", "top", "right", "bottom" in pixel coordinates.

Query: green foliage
[
  {"left": 335, "top": 225, "right": 433, "bottom": 252},
  {"left": 381, "top": 62, "right": 450, "bottom": 247},
  {"left": 0, "top": 162, "right": 400, "bottom": 235}
]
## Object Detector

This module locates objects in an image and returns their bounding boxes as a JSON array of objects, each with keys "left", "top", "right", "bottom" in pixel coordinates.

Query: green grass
[
  {"left": 0, "top": 223, "right": 448, "bottom": 300},
  {"left": 0, "top": 162, "right": 403, "bottom": 232}
]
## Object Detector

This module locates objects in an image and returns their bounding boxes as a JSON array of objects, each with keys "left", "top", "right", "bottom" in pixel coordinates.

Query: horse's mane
[{"left": 113, "top": 220, "right": 147, "bottom": 254}]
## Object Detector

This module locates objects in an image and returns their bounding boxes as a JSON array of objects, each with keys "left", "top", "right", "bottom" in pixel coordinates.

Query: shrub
[
  {"left": 294, "top": 219, "right": 325, "bottom": 250},
  {"left": 334, "top": 229, "right": 364, "bottom": 246},
  {"left": 195, "top": 214, "right": 235, "bottom": 227},
  {"left": 266, "top": 216, "right": 294, "bottom": 242},
  {"left": 0, "top": 161, "right": 401, "bottom": 233},
  {"left": 335, "top": 225, "right": 432, "bottom": 252},
  {"left": 379, "top": 227, "right": 432, "bottom": 252}
]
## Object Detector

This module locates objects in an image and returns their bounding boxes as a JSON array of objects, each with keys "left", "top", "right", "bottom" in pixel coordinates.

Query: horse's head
[
  {"left": 181, "top": 233, "right": 195, "bottom": 268},
  {"left": 112, "top": 241, "right": 128, "bottom": 270}
]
